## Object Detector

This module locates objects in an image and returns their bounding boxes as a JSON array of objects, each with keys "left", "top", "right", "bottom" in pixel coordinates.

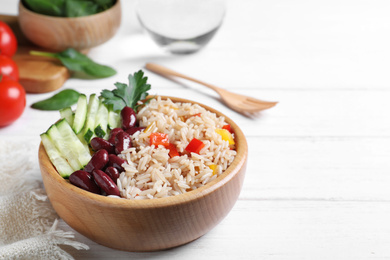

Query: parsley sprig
[{"left": 100, "top": 70, "right": 151, "bottom": 112}]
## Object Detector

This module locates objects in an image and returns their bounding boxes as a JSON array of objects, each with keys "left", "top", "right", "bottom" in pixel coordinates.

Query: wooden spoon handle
[{"left": 145, "top": 63, "right": 221, "bottom": 93}]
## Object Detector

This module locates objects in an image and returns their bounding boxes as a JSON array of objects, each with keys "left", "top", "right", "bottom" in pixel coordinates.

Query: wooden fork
[{"left": 145, "top": 63, "right": 278, "bottom": 115}]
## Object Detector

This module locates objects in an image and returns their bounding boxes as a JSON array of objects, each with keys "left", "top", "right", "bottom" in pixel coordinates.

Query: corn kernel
[{"left": 209, "top": 164, "right": 218, "bottom": 175}]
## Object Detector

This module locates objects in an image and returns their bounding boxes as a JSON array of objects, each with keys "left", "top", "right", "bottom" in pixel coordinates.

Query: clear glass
[{"left": 136, "top": 0, "right": 226, "bottom": 54}]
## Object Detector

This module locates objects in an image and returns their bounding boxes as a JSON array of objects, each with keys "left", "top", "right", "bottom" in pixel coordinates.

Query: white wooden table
[{"left": 2, "top": 0, "right": 390, "bottom": 259}]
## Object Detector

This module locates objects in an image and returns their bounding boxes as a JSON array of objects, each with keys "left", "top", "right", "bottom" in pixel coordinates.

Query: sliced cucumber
[
  {"left": 84, "top": 129, "right": 94, "bottom": 143},
  {"left": 47, "top": 122, "right": 82, "bottom": 170},
  {"left": 108, "top": 106, "right": 121, "bottom": 129},
  {"left": 82, "top": 94, "right": 100, "bottom": 143},
  {"left": 94, "top": 102, "right": 109, "bottom": 138},
  {"left": 77, "top": 130, "right": 90, "bottom": 151},
  {"left": 59, "top": 107, "right": 74, "bottom": 126},
  {"left": 72, "top": 94, "right": 88, "bottom": 134},
  {"left": 55, "top": 119, "right": 91, "bottom": 168},
  {"left": 40, "top": 133, "right": 74, "bottom": 178}
]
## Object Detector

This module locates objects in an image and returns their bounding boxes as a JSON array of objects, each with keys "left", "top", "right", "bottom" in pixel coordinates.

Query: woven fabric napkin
[{"left": 0, "top": 140, "right": 89, "bottom": 260}]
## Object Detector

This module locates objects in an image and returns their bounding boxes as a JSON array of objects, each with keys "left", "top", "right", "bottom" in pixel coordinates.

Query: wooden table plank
[
  {"left": 59, "top": 200, "right": 390, "bottom": 259},
  {"left": 2, "top": 0, "right": 390, "bottom": 259},
  {"left": 242, "top": 136, "right": 390, "bottom": 200},
  {"left": 4, "top": 88, "right": 386, "bottom": 138}
]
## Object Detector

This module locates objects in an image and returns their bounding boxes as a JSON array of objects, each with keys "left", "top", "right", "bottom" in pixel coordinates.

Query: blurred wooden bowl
[
  {"left": 18, "top": 0, "right": 121, "bottom": 51},
  {"left": 38, "top": 96, "right": 248, "bottom": 252}
]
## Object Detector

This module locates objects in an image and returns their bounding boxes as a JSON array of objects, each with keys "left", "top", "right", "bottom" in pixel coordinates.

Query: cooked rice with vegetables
[
  {"left": 41, "top": 71, "right": 237, "bottom": 200},
  {"left": 117, "top": 96, "right": 236, "bottom": 200}
]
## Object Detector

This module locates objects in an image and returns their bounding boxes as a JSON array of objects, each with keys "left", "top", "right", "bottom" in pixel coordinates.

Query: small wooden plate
[{"left": 1, "top": 15, "right": 70, "bottom": 93}]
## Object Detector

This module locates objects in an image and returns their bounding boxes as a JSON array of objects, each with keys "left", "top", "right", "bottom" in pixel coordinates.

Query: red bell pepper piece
[
  {"left": 168, "top": 143, "right": 180, "bottom": 157},
  {"left": 150, "top": 133, "right": 169, "bottom": 147},
  {"left": 222, "top": 124, "right": 232, "bottom": 133},
  {"left": 185, "top": 138, "right": 205, "bottom": 154}
]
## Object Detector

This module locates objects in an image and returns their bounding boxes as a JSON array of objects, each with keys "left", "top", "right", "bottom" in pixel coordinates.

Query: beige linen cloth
[{"left": 0, "top": 140, "right": 89, "bottom": 259}]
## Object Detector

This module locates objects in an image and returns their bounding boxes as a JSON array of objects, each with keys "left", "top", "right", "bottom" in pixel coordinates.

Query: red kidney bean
[
  {"left": 108, "top": 154, "right": 125, "bottom": 172},
  {"left": 121, "top": 106, "right": 137, "bottom": 130},
  {"left": 69, "top": 170, "right": 101, "bottom": 194},
  {"left": 90, "top": 137, "right": 115, "bottom": 154},
  {"left": 84, "top": 149, "right": 109, "bottom": 173},
  {"left": 125, "top": 127, "right": 145, "bottom": 136},
  {"left": 108, "top": 128, "right": 124, "bottom": 144},
  {"left": 105, "top": 166, "right": 120, "bottom": 183},
  {"left": 92, "top": 170, "right": 120, "bottom": 196},
  {"left": 115, "top": 131, "right": 131, "bottom": 154}
]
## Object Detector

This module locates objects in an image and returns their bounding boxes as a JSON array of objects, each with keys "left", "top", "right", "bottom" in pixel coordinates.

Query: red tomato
[
  {"left": 0, "top": 21, "right": 17, "bottom": 57},
  {"left": 0, "top": 55, "right": 19, "bottom": 81},
  {"left": 0, "top": 77, "right": 25, "bottom": 127}
]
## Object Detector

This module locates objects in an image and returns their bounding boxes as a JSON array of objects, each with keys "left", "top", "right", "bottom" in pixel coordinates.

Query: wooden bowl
[
  {"left": 38, "top": 97, "right": 248, "bottom": 252},
  {"left": 18, "top": 0, "right": 121, "bottom": 51}
]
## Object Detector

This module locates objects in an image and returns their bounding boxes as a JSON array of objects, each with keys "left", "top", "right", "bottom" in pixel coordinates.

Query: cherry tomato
[
  {"left": 0, "top": 77, "right": 25, "bottom": 127},
  {"left": 0, "top": 21, "right": 17, "bottom": 57},
  {"left": 0, "top": 55, "right": 19, "bottom": 81}
]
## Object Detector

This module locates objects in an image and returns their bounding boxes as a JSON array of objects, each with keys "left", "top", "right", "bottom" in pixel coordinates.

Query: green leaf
[
  {"left": 100, "top": 70, "right": 151, "bottom": 112},
  {"left": 23, "top": 0, "right": 65, "bottom": 17},
  {"left": 100, "top": 89, "right": 126, "bottom": 111},
  {"left": 65, "top": 0, "right": 98, "bottom": 17},
  {"left": 22, "top": 0, "right": 115, "bottom": 17},
  {"left": 30, "top": 48, "right": 116, "bottom": 78},
  {"left": 94, "top": 0, "right": 114, "bottom": 7},
  {"left": 31, "top": 89, "right": 81, "bottom": 110},
  {"left": 94, "top": 0, "right": 115, "bottom": 11},
  {"left": 128, "top": 70, "right": 151, "bottom": 108},
  {"left": 83, "top": 62, "right": 117, "bottom": 78},
  {"left": 112, "top": 82, "right": 130, "bottom": 105}
]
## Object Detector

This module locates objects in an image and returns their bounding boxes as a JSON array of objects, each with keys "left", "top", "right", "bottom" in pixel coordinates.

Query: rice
[{"left": 117, "top": 96, "right": 236, "bottom": 200}]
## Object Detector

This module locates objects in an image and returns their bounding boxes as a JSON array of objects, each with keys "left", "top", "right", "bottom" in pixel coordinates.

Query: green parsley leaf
[
  {"left": 100, "top": 70, "right": 151, "bottom": 112},
  {"left": 100, "top": 89, "right": 126, "bottom": 111},
  {"left": 128, "top": 70, "right": 151, "bottom": 108}
]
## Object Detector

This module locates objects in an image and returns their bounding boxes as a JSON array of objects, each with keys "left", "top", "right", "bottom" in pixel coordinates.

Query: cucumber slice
[
  {"left": 82, "top": 94, "right": 100, "bottom": 143},
  {"left": 59, "top": 107, "right": 74, "bottom": 126},
  {"left": 55, "top": 119, "right": 91, "bottom": 168},
  {"left": 84, "top": 129, "right": 94, "bottom": 143},
  {"left": 47, "top": 122, "right": 82, "bottom": 170},
  {"left": 94, "top": 102, "right": 109, "bottom": 138},
  {"left": 72, "top": 94, "right": 88, "bottom": 134},
  {"left": 108, "top": 106, "right": 121, "bottom": 129},
  {"left": 40, "top": 133, "right": 74, "bottom": 178},
  {"left": 77, "top": 131, "right": 90, "bottom": 152}
]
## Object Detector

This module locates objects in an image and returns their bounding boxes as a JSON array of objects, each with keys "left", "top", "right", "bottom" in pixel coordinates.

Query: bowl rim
[
  {"left": 19, "top": 0, "right": 121, "bottom": 20},
  {"left": 39, "top": 95, "right": 248, "bottom": 209}
]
